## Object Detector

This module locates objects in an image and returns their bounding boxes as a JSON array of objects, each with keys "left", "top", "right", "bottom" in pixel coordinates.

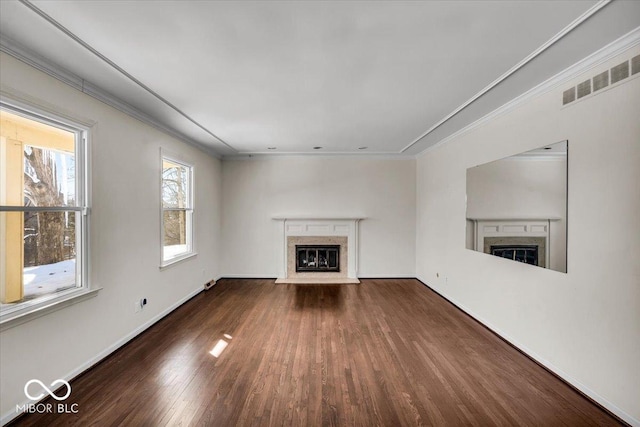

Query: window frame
[
  {"left": 0, "top": 98, "right": 97, "bottom": 329},
  {"left": 160, "top": 151, "right": 195, "bottom": 268}
]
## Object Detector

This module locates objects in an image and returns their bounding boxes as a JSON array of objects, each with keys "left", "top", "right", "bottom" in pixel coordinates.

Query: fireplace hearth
[{"left": 296, "top": 245, "right": 340, "bottom": 272}]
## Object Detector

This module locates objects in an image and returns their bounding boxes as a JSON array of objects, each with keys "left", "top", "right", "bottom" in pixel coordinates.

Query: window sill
[
  {"left": 0, "top": 287, "right": 102, "bottom": 332},
  {"left": 160, "top": 252, "right": 197, "bottom": 270}
]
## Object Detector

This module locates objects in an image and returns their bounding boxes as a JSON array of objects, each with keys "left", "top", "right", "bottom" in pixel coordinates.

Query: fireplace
[
  {"left": 273, "top": 217, "right": 363, "bottom": 284},
  {"left": 490, "top": 244, "right": 538, "bottom": 266},
  {"left": 484, "top": 236, "right": 546, "bottom": 268},
  {"left": 296, "top": 245, "right": 340, "bottom": 272}
]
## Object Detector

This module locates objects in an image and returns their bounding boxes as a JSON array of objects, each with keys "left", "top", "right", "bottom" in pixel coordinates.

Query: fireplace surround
[
  {"left": 470, "top": 219, "right": 554, "bottom": 268},
  {"left": 273, "top": 217, "right": 363, "bottom": 284}
]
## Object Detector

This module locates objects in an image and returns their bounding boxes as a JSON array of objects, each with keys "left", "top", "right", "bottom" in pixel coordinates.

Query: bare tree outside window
[
  {"left": 23, "top": 146, "right": 76, "bottom": 267},
  {"left": 161, "top": 158, "right": 193, "bottom": 263},
  {"left": 1, "top": 107, "right": 84, "bottom": 307}
]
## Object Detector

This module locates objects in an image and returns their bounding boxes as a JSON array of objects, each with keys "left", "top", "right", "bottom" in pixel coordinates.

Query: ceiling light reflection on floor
[{"left": 223, "top": 334, "right": 232, "bottom": 340}]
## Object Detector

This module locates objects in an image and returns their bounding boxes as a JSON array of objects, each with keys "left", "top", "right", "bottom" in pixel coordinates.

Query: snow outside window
[{"left": 0, "top": 103, "right": 90, "bottom": 322}]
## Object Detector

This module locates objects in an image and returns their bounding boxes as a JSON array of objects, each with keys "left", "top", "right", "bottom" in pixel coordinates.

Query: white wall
[
  {"left": 221, "top": 156, "right": 416, "bottom": 278},
  {"left": 0, "top": 53, "right": 222, "bottom": 422},
  {"left": 466, "top": 156, "right": 567, "bottom": 271},
  {"left": 416, "top": 45, "right": 640, "bottom": 424}
]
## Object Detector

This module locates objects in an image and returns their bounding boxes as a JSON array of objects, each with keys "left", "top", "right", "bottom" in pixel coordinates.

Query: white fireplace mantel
[
  {"left": 272, "top": 216, "right": 365, "bottom": 280},
  {"left": 469, "top": 217, "right": 559, "bottom": 268},
  {"left": 272, "top": 216, "right": 366, "bottom": 221}
]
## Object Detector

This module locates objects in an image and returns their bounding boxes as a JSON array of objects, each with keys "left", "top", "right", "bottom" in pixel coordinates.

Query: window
[
  {"left": 161, "top": 155, "right": 193, "bottom": 266},
  {"left": 0, "top": 102, "right": 91, "bottom": 324}
]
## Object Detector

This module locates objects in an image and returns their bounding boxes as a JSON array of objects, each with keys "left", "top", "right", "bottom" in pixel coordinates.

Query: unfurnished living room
[{"left": 0, "top": 1, "right": 639, "bottom": 426}]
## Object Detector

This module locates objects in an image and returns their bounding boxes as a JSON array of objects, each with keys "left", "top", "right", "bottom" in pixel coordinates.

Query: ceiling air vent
[{"left": 562, "top": 53, "right": 637, "bottom": 106}]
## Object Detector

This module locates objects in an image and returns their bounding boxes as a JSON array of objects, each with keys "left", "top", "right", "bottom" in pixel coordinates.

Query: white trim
[
  {"left": 0, "top": 286, "right": 203, "bottom": 426},
  {"left": 403, "top": 1, "right": 611, "bottom": 153},
  {"left": 7, "top": 1, "right": 235, "bottom": 153},
  {"left": 416, "top": 276, "right": 639, "bottom": 427},
  {"left": 160, "top": 150, "right": 195, "bottom": 268},
  {"left": 472, "top": 219, "right": 552, "bottom": 269},
  {"left": 418, "top": 26, "right": 640, "bottom": 157},
  {"left": 274, "top": 218, "right": 362, "bottom": 280},
  {"left": 0, "top": 36, "right": 223, "bottom": 159},
  {"left": 467, "top": 217, "right": 562, "bottom": 221},
  {"left": 159, "top": 252, "right": 198, "bottom": 270},
  {"left": 0, "top": 287, "right": 101, "bottom": 332},
  {"left": 0, "top": 36, "right": 83, "bottom": 91},
  {"left": 0, "top": 98, "right": 94, "bottom": 328},
  {"left": 219, "top": 274, "right": 278, "bottom": 279},
  {"left": 504, "top": 155, "right": 567, "bottom": 162},
  {"left": 272, "top": 216, "right": 366, "bottom": 221},
  {"left": 224, "top": 153, "right": 414, "bottom": 160},
  {"left": 2, "top": 11, "right": 638, "bottom": 160}
]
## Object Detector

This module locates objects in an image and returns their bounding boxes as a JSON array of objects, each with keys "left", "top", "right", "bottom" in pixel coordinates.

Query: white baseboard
[
  {"left": 1, "top": 286, "right": 203, "bottom": 426},
  {"left": 218, "top": 274, "right": 415, "bottom": 279},
  {"left": 218, "top": 274, "right": 278, "bottom": 279},
  {"left": 416, "top": 276, "right": 639, "bottom": 427},
  {"left": 357, "top": 275, "right": 416, "bottom": 279}
]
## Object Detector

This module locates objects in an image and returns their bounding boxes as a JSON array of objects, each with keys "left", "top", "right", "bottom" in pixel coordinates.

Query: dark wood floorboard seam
[
  {"left": 7, "top": 289, "right": 205, "bottom": 426},
  {"left": 9, "top": 279, "right": 623, "bottom": 426}
]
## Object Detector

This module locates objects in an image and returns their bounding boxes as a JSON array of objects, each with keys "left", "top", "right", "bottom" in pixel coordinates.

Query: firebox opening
[
  {"left": 296, "top": 245, "right": 340, "bottom": 272},
  {"left": 491, "top": 244, "right": 539, "bottom": 266}
]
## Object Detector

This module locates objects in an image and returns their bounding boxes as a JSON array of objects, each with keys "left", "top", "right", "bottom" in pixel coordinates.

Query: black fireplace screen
[
  {"left": 296, "top": 245, "right": 340, "bottom": 272},
  {"left": 491, "top": 244, "right": 538, "bottom": 266}
]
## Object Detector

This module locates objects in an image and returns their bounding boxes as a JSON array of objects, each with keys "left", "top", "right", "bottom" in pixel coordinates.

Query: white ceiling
[{"left": 1, "top": 1, "right": 639, "bottom": 157}]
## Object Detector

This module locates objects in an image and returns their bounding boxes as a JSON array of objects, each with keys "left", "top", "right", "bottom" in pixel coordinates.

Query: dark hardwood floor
[{"left": 13, "top": 279, "right": 621, "bottom": 426}]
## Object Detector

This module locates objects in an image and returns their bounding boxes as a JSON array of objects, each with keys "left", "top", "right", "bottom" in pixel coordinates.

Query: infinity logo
[{"left": 24, "top": 379, "right": 72, "bottom": 401}]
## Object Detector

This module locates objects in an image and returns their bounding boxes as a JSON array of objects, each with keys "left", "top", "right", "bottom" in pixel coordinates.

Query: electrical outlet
[{"left": 134, "top": 301, "right": 141, "bottom": 313}]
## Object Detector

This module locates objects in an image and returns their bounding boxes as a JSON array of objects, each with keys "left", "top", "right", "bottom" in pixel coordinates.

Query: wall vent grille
[
  {"left": 563, "top": 54, "right": 638, "bottom": 106},
  {"left": 592, "top": 71, "right": 609, "bottom": 92},
  {"left": 577, "top": 79, "right": 591, "bottom": 99},
  {"left": 562, "top": 87, "right": 576, "bottom": 104},
  {"left": 632, "top": 54, "right": 640, "bottom": 76},
  {"left": 611, "top": 61, "right": 629, "bottom": 84}
]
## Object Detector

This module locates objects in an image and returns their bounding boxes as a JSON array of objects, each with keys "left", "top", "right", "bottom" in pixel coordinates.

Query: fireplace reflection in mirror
[
  {"left": 465, "top": 140, "right": 568, "bottom": 273},
  {"left": 296, "top": 245, "right": 340, "bottom": 272},
  {"left": 491, "top": 245, "right": 538, "bottom": 266}
]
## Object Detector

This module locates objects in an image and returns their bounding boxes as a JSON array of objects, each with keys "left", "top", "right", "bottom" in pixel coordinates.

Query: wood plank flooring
[{"left": 12, "top": 279, "right": 622, "bottom": 426}]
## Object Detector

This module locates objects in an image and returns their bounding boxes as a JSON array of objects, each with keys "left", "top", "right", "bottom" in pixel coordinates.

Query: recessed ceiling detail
[{"left": 1, "top": 0, "right": 639, "bottom": 157}]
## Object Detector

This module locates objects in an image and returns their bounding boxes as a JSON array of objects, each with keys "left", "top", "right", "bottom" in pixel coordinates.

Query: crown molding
[
  {"left": 403, "top": 0, "right": 611, "bottom": 154},
  {"left": 16, "top": 0, "right": 234, "bottom": 153},
  {"left": 224, "top": 152, "right": 415, "bottom": 161},
  {"left": 418, "top": 25, "right": 640, "bottom": 158},
  {"left": 0, "top": 36, "right": 222, "bottom": 159}
]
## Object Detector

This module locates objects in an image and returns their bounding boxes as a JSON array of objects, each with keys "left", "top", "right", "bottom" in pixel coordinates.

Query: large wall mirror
[{"left": 466, "top": 141, "right": 567, "bottom": 273}]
